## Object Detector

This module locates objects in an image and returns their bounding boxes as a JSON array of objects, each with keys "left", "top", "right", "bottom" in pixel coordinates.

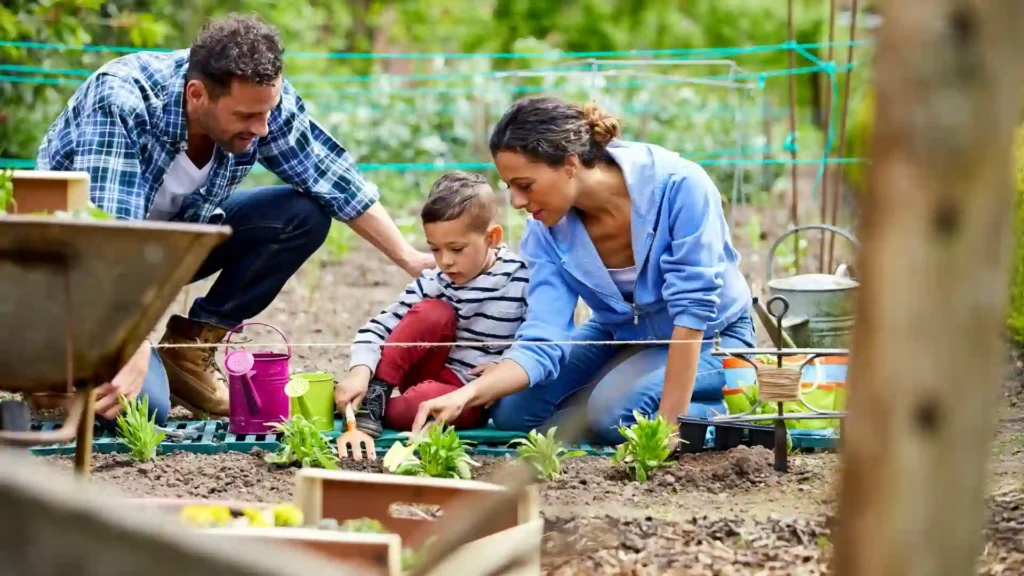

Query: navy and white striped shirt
[
  {"left": 349, "top": 245, "right": 529, "bottom": 384},
  {"left": 34, "top": 49, "right": 379, "bottom": 224}
]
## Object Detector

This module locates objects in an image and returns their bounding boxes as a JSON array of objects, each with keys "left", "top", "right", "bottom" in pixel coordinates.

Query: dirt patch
[
  {"left": 533, "top": 447, "right": 832, "bottom": 518},
  {"left": 45, "top": 450, "right": 296, "bottom": 502},
  {"left": 669, "top": 446, "right": 780, "bottom": 492},
  {"left": 981, "top": 489, "right": 1024, "bottom": 573},
  {"left": 542, "top": 513, "right": 830, "bottom": 575}
]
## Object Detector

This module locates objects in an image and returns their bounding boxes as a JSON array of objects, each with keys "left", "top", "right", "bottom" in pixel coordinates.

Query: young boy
[{"left": 334, "top": 171, "right": 529, "bottom": 437}]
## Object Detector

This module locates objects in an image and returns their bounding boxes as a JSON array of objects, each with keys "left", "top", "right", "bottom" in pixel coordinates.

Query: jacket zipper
[{"left": 631, "top": 233, "right": 654, "bottom": 327}]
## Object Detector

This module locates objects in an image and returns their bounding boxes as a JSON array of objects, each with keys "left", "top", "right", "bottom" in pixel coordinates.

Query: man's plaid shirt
[{"left": 35, "top": 49, "right": 379, "bottom": 224}]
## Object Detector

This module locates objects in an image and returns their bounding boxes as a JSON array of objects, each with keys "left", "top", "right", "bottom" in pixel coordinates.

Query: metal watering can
[
  {"left": 761, "top": 224, "right": 860, "bottom": 349},
  {"left": 223, "top": 322, "right": 292, "bottom": 435}
]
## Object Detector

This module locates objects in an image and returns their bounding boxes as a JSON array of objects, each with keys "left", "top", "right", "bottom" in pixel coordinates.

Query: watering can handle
[
  {"left": 225, "top": 322, "right": 292, "bottom": 357},
  {"left": 765, "top": 224, "right": 860, "bottom": 283}
]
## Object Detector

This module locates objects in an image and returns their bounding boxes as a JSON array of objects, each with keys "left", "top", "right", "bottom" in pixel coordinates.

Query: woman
[{"left": 410, "top": 96, "right": 755, "bottom": 445}]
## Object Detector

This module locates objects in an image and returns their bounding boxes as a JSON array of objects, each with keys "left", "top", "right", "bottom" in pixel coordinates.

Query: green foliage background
[
  {"left": 0, "top": 1, "right": 878, "bottom": 259},
  {"left": 1008, "top": 127, "right": 1024, "bottom": 344}
]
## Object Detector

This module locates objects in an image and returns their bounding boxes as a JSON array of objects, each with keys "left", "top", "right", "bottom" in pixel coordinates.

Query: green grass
[{"left": 1008, "top": 126, "right": 1024, "bottom": 345}]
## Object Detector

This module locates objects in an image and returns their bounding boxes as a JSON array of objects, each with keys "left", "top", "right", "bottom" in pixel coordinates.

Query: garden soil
[{"left": 16, "top": 191, "right": 1024, "bottom": 574}]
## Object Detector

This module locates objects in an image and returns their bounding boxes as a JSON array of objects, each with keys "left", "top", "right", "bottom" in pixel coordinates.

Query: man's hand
[
  {"left": 345, "top": 202, "right": 436, "bottom": 279},
  {"left": 335, "top": 366, "right": 373, "bottom": 412},
  {"left": 399, "top": 249, "right": 436, "bottom": 278},
  {"left": 410, "top": 386, "right": 474, "bottom": 436},
  {"left": 94, "top": 340, "right": 151, "bottom": 420}
]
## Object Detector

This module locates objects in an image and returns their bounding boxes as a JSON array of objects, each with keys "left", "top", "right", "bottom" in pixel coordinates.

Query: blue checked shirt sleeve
[
  {"left": 69, "top": 102, "right": 148, "bottom": 220},
  {"left": 38, "top": 75, "right": 150, "bottom": 221},
  {"left": 257, "top": 81, "right": 380, "bottom": 222}
]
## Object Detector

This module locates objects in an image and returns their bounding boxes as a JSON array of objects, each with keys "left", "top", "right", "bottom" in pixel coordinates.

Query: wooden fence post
[{"left": 834, "top": 2, "right": 1024, "bottom": 576}]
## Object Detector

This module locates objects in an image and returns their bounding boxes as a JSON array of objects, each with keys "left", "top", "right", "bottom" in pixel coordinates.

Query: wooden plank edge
[
  {"left": 294, "top": 468, "right": 510, "bottom": 493},
  {"left": 423, "top": 519, "right": 544, "bottom": 576},
  {"left": 0, "top": 447, "right": 362, "bottom": 576},
  {"left": 204, "top": 528, "right": 403, "bottom": 576}
]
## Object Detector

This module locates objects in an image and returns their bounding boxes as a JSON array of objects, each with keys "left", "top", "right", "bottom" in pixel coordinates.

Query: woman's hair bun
[{"left": 582, "top": 101, "right": 621, "bottom": 146}]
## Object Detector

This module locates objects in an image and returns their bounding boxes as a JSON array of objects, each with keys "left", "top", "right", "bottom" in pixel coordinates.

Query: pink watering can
[{"left": 224, "top": 322, "right": 292, "bottom": 435}]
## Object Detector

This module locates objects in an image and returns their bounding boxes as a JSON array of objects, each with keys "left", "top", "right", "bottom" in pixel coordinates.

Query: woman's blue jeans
[{"left": 490, "top": 309, "right": 756, "bottom": 445}]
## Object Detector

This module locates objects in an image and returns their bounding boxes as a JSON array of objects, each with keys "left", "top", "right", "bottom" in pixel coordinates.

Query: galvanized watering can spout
[{"left": 761, "top": 224, "right": 860, "bottom": 349}]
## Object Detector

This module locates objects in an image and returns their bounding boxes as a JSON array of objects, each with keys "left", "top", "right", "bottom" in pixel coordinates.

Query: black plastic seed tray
[{"left": 677, "top": 416, "right": 776, "bottom": 454}]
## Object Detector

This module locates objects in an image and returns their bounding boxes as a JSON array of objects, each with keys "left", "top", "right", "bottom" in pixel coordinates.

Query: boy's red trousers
[{"left": 373, "top": 299, "right": 485, "bottom": 430}]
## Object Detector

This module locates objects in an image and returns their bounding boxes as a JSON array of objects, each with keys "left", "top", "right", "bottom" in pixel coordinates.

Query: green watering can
[{"left": 285, "top": 372, "right": 337, "bottom": 432}]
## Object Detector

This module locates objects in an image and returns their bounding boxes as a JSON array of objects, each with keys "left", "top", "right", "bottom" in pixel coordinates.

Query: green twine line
[
  {"left": 3, "top": 61, "right": 852, "bottom": 94},
  {"left": 0, "top": 157, "right": 867, "bottom": 172},
  {"left": 0, "top": 39, "right": 873, "bottom": 60}
]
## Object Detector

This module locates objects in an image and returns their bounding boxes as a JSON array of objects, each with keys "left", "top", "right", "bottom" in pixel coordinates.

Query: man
[{"left": 35, "top": 13, "right": 434, "bottom": 423}]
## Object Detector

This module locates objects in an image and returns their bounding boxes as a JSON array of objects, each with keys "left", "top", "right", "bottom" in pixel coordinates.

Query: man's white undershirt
[{"left": 147, "top": 151, "right": 212, "bottom": 221}]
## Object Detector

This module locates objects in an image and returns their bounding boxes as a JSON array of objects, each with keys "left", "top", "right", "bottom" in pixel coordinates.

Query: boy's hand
[{"left": 335, "top": 366, "right": 373, "bottom": 411}]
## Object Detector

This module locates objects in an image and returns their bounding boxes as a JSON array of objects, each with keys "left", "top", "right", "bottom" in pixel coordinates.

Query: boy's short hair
[{"left": 420, "top": 171, "right": 497, "bottom": 232}]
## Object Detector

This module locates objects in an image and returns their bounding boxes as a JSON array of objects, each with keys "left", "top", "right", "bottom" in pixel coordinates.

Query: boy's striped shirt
[{"left": 348, "top": 244, "right": 529, "bottom": 384}]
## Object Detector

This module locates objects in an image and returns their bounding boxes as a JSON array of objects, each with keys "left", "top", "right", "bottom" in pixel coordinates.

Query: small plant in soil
[
  {"left": 612, "top": 410, "right": 678, "bottom": 483},
  {"left": 508, "top": 426, "right": 586, "bottom": 482},
  {"left": 387, "top": 422, "right": 480, "bottom": 479},
  {"left": 318, "top": 516, "right": 435, "bottom": 572},
  {"left": 264, "top": 414, "right": 338, "bottom": 469},
  {"left": 115, "top": 395, "right": 165, "bottom": 462}
]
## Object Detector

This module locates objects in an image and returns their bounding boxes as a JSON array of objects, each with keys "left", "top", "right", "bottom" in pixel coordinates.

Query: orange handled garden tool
[{"left": 338, "top": 402, "right": 376, "bottom": 461}]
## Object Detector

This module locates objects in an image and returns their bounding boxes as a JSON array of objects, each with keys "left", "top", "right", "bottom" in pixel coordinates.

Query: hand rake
[{"left": 338, "top": 403, "right": 376, "bottom": 461}]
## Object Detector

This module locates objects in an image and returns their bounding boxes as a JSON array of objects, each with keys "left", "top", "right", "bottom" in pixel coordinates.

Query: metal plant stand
[{"left": 711, "top": 295, "right": 850, "bottom": 472}]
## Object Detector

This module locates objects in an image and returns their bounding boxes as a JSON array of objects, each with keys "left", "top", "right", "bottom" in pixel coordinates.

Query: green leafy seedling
[
  {"left": 320, "top": 516, "right": 432, "bottom": 572},
  {"left": 393, "top": 422, "right": 480, "bottom": 480},
  {"left": 264, "top": 414, "right": 338, "bottom": 469},
  {"left": 338, "top": 517, "right": 387, "bottom": 533},
  {"left": 401, "top": 535, "right": 436, "bottom": 572},
  {"left": 115, "top": 395, "right": 166, "bottom": 462},
  {"left": 612, "top": 410, "right": 677, "bottom": 483},
  {"left": 508, "top": 426, "right": 585, "bottom": 482}
]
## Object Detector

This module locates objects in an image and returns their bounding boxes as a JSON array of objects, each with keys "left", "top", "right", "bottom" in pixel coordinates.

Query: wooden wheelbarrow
[{"left": 0, "top": 216, "right": 229, "bottom": 475}]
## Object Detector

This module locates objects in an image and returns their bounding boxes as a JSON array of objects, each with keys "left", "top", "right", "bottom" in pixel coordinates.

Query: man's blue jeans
[
  {"left": 490, "top": 309, "right": 757, "bottom": 445},
  {"left": 103, "top": 186, "right": 331, "bottom": 428}
]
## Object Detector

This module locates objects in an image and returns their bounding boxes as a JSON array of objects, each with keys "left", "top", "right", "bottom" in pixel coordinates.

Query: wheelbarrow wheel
[{"left": 0, "top": 400, "right": 31, "bottom": 432}]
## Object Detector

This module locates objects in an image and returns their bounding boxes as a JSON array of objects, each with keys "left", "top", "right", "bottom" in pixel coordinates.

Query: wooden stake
[
  {"left": 787, "top": 0, "right": 801, "bottom": 272},
  {"left": 834, "top": 2, "right": 1024, "bottom": 576}
]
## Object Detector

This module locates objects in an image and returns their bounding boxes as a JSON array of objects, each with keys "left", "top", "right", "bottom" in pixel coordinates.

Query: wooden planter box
[
  {"left": 294, "top": 469, "right": 543, "bottom": 576},
  {"left": 204, "top": 526, "right": 403, "bottom": 576},
  {"left": 9, "top": 170, "right": 91, "bottom": 214},
  {"left": 132, "top": 470, "right": 543, "bottom": 576}
]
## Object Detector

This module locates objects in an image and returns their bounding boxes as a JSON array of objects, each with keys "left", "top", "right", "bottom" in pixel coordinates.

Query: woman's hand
[
  {"left": 658, "top": 326, "right": 703, "bottom": 426},
  {"left": 468, "top": 362, "right": 498, "bottom": 377},
  {"left": 410, "top": 360, "right": 532, "bottom": 435},
  {"left": 410, "top": 386, "right": 474, "bottom": 435}
]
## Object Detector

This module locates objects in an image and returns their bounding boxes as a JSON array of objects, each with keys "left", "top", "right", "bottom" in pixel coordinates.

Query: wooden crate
[
  {"left": 130, "top": 497, "right": 402, "bottom": 576},
  {"left": 10, "top": 170, "right": 91, "bottom": 214},
  {"left": 0, "top": 448, "right": 350, "bottom": 576},
  {"left": 294, "top": 469, "right": 543, "bottom": 576},
  {"left": 204, "top": 527, "right": 403, "bottom": 576}
]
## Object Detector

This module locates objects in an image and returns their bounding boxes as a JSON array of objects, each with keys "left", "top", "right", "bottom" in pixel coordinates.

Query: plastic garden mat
[{"left": 27, "top": 419, "right": 837, "bottom": 458}]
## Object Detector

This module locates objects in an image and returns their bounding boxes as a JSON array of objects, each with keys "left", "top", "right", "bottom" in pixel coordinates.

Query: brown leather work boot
[{"left": 157, "top": 314, "right": 231, "bottom": 417}]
